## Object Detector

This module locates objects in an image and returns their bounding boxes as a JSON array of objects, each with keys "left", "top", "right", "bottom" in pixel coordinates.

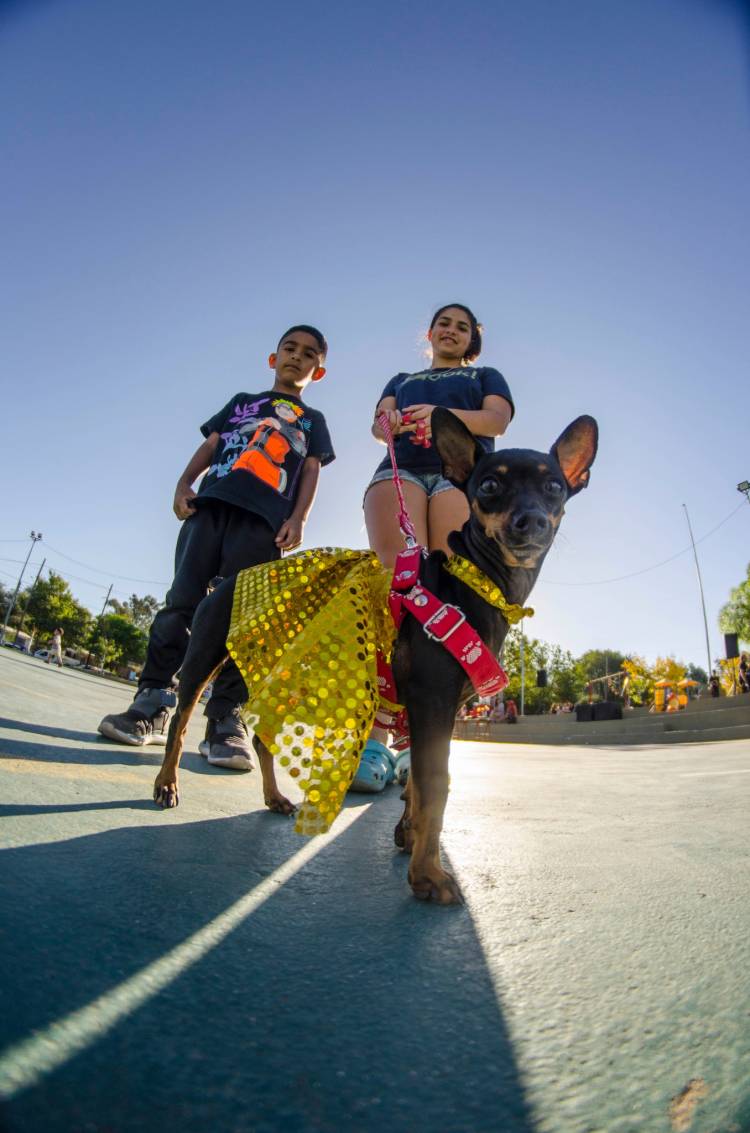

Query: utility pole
[
  {"left": 1, "top": 531, "right": 42, "bottom": 644},
  {"left": 519, "top": 620, "right": 525, "bottom": 717},
  {"left": 16, "top": 557, "right": 46, "bottom": 637},
  {"left": 84, "top": 584, "right": 113, "bottom": 669},
  {"left": 682, "top": 504, "right": 712, "bottom": 679}
]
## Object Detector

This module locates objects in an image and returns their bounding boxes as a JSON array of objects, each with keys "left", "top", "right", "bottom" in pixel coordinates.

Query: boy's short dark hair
[{"left": 277, "top": 325, "right": 328, "bottom": 358}]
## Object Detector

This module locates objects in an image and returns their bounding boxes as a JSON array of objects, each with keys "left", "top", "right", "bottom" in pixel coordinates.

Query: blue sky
[{"left": 2, "top": 0, "right": 749, "bottom": 669}]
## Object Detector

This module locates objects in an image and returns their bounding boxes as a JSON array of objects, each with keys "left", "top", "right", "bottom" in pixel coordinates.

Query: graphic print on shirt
[{"left": 208, "top": 397, "right": 310, "bottom": 499}]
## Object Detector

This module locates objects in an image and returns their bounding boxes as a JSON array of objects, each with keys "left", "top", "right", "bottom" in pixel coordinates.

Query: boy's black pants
[{"left": 139, "top": 500, "right": 279, "bottom": 718}]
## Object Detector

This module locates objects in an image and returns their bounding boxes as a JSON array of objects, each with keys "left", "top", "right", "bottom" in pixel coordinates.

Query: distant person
[
  {"left": 739, "top": 653, "right": 749, "bottom": 694},
  {"left": 708, "top": 672, "right": 721, "bottom": 698},
  {"left": 505, "top": 698, "right": 518, "bottom": 724},
  {"left": 46, "top": 627, "right": 63, "bottom": 668},
  {"left": 97, "top": 325, "right": 335, "bottom": 771}
]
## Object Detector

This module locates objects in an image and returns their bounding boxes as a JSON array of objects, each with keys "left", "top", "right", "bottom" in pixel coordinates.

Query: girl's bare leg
[
  {"left": 363, "top": 480, "right": 428, "bottom": 570},
  {"left": 427, "top": 488, "right": 470, "bottom": 557}
]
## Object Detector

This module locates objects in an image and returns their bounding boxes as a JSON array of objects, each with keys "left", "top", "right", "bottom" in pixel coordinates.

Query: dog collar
[{"left": 442, "top": 554, "right": 534, "bottom": 624}]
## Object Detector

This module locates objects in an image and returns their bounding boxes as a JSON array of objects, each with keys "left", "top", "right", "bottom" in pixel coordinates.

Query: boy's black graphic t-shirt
[
  {"left": 373, "top": 366, "right": 514, "bottom": 475},
  {"left": 197, "top": 391, "right": 335, "bottom": 532}
]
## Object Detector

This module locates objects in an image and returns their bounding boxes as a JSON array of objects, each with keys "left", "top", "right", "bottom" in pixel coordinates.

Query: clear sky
[{"left": 2, "top": 0, "right": 749, "bottom": 670}]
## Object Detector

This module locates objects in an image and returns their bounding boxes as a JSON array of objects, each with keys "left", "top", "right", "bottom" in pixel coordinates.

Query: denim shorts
[{"left": 363, "top": 467, "right": 456, "bottom": 504}]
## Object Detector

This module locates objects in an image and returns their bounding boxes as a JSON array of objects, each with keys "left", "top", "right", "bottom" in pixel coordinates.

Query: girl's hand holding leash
[
  {"left": 402, "top": 404, "right": 434, "bottom": 447},
  {"left": 373, "top": 409, "right": 403, "bottom": 441}
]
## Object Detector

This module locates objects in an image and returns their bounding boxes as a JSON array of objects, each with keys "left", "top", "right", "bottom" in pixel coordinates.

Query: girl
[
  {"left": 364, "top": 303, "right": 514, "bottom": 568},
  {"left": 352, "top": 305, "right": 515, "bottom": 790}
]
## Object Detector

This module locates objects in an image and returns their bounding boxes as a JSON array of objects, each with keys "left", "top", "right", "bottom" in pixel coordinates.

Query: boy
[{"left": 98, "top": 325, "right": 334, "bottom": 770}]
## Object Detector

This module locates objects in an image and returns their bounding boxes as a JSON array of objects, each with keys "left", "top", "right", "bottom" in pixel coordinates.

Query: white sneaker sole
[
  {"left": 197, "top": 739, "right": 253, "bottom": 771},
  {"left": 98, "top": 720, "right": 168, "bottom": 746}
]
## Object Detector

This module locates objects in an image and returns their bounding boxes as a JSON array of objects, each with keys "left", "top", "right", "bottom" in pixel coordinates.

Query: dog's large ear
[
  {"left": 550, "top": 416, "right": 598, "bottom": 495},
  {"left": 432, "top": 407, "right": 485, "bottom": 489}
]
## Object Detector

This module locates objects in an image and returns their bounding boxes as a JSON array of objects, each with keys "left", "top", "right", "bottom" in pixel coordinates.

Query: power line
[
  {"left": 1, "top": 496, "right": 746, "bottom": 595},
  {"left": 543, "top": 501, "right": 746, "bottom": 587},
  {"left": 38, "top": 540, "right": 169, "bottom": 587}
]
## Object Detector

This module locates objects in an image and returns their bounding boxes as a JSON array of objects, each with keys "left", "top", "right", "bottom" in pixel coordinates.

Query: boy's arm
[
  {"left": 173, "top": 432, "right": 219, "bottom": 519},
  {"left": 275, "top": 456, "right": 321, "bottom": 551}
]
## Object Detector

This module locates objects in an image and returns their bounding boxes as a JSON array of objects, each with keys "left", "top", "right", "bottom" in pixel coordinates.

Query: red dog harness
[{"left": 387, "top": 546, "right": 508, "bottom": 697}]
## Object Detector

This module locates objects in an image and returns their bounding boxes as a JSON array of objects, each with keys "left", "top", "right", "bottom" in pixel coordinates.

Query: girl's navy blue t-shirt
[{"left": 373, "top": 366, "right": 514, "bottom": 475}]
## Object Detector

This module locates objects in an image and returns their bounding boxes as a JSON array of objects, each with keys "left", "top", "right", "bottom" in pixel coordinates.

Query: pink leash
[
  {"left": 377, "top": 412, "right": 421, "bottom": 548},
  {"left": 375, "top": 412, "right": 509, "bottom": 698}
]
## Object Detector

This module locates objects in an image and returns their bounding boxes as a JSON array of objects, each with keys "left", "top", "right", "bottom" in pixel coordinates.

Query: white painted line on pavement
[
  {"left": 680, "top": 768, "right": 750, "bottom": 777},
  {"left": 0, "top": 803, "right": 369, "bottom": 1101}
]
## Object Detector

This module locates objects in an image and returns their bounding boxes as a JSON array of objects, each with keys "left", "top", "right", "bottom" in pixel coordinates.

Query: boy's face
[{"left": 269, "top": 331, "right": 326, "bottom": 391}]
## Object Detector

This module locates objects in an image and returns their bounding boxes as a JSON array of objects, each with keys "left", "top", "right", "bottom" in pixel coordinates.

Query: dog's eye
[
  {"left": 544, "top": 479, "right": 564, "bottom": 496},
  {"left": 479, "top": 476, "right": 500, "bottom": 494}
]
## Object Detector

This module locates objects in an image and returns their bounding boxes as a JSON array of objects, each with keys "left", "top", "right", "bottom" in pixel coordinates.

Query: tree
[
  {"left": 573, "top": 649, "right": 626, "bottom": 701},
  {"left": 719, "top": 562, "right": 750, "bottom": 646},
  {"left": 0, "top": 581, "right": 13, "bottom": 615},
  {"left": 23, "top": 572, "right": 93, "bottom": 648},
  {"left": 621, "top": 655, "right": 653, "bottom": 706},
  {"left": 89, "top": 613, "right": 148, "bottom": 669},
  {"left": 686, "top": 663, "right": 708, "bottom": 686},
  {"left": 545, "top": 643, "right": 580, "bottom": 704},
  {"left": 498, "top": 628, "right": 579, "bottom": 713},
  {"left": 107, "top": 593, "right": 161, "bottom": 632},
  {"left": 652, "top": 655, "right": 687, "bottom": 685}
]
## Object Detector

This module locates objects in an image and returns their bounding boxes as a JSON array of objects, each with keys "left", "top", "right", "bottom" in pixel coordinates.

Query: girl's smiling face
[{"left": 428, "top": 306, "right": 474, "bottom": 365}]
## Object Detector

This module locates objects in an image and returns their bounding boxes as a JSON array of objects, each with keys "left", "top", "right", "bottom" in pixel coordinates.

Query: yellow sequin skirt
[{"left": 227, "top": 548, "right": 396, "bottom": 835}]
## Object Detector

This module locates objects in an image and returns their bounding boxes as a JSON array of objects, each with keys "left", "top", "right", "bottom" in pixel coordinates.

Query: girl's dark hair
[
  {"left": 277, "top": 324, "right": 328, "bottom": 358},
  {"left": 429, "top": 303, "right": 482, "bottom": 363}
]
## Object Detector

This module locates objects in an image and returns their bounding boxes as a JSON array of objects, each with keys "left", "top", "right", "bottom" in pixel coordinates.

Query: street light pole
[
  {"left": 519, "top": 620, "right": 526, "bottom": 717},
  {"left": 737, "top": 480, "right": 750, "bottom": 505},
  {"left": 682, "top": 505, "right": 712, "bottom": 679},
  {"left": 1, "top": 531, "right": 43, "bottom": 644}
]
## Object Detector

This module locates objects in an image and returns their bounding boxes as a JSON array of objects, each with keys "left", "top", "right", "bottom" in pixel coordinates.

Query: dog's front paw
[
  {"left": 154, "top": 774, "right": 179, "bottom": 809},
  {"left": 264, "top": 791, "right": 297, "bottom": 816},
  {"left": 408, "top": 862, "right": 463, "bottom": 905}
]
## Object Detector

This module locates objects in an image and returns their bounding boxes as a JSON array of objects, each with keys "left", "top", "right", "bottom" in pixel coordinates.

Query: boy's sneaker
[
  {"left": 98, "top": 687, "right": 176, "bottom": 747},
  {"left": 198, "top": 707, "right": 254, "bottom": 771}
]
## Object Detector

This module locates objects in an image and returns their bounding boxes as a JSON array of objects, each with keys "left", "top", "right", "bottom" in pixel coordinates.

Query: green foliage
[
  {"left": 22, "top": 571, "right": 93, "bottom": 647},
  {"left": 500, "top": 627, "right": 580, "bottom": 714},
  {"left": 719, "top": 562, "right": 750, "bottom": 645},
  {"left": 686, "top": 663, "right": 708, "bottom": 686},
  {"left": 93, "top": 636, "right": 120, "bottom": 671},
  {"left": 0, "top": 581, "right": 13, "bottom": 614},
  {"left": 621, "top": 655, "right": 652, "bottom": 706},
  {"left": 652, "top": 655, "right": 687, "bottom": 685},
  {"left": 107, "top": 593, "right": 161, "bottom": 632},
  {"left": 89, "top": 613, "right": 148, "bottom": 668}
]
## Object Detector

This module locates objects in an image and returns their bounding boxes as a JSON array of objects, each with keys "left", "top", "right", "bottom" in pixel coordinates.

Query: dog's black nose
[{"left": 511, "top": 509, "right": 550, "bottom": 538}]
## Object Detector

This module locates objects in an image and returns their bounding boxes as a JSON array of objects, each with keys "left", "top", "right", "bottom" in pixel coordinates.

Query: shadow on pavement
[
  {"left": 0, "top": 715, "right": 231, "bottom": 779},
  {"left": 0, "top": 717, "right": 106, "bottom": 744},
  {"left": 0, "top": 801, "right": 533, "bottom": 1133},
  {"left": 0, "top": 800, "right": 156, "bottom": 817}
]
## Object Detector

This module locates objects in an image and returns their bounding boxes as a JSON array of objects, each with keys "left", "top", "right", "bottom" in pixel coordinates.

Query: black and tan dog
[{"left": 154, "top": 408, "right": 598, "bottom": 904}]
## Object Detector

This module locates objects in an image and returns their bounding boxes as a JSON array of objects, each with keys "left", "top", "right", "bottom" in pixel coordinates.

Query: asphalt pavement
[{"left": 1, "top": 649, "right": 749, "bottom": 1133}]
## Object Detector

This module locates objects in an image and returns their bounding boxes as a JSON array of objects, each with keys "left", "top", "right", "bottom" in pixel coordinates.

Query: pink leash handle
[{"left": 377, "top": 412, "right": 419, "bottom": 548}]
